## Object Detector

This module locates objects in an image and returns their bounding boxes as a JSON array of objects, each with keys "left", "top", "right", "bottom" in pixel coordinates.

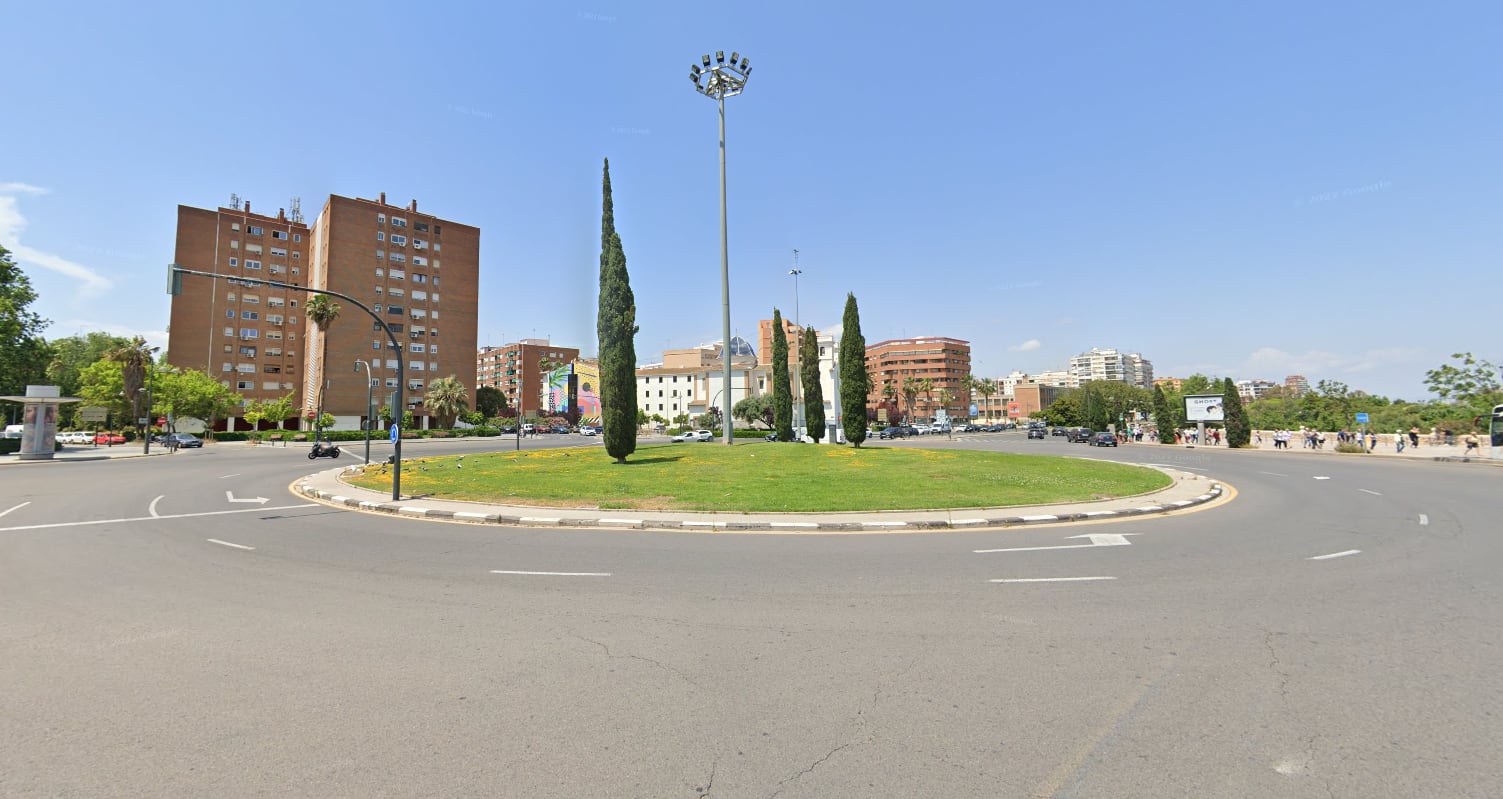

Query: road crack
[
  {"left": 766, "top": 741, "right": 857, "bottom": 799},
  {"left": 571, "top": 633, "right": 700, "bottom": 688}
]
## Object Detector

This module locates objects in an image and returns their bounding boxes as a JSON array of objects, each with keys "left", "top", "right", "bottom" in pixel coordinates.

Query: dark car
[
  {"left": 878, "top": 425, "right": 910, "bottom": 440},
  {"left": 1027, "top": 427, "right": 1047, "bottom": 439},
  {"left": 166, "top": 433, "right": 203, "bottom": 448},
  {"left": 551, "top": 425, "right": 570, "bottom": 434},
  {"left": 1067, "top": 427, "right": 1094, "bottom": 443},
  {"left": 1051, "top": 426, "right": 1068, "bottom": 436},
  {"left": 1091, "top": 432, "right": 1118, "bottom": 447}
]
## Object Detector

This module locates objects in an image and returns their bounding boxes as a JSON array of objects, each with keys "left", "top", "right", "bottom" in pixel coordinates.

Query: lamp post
[
  {"left": 690, "top": 49, "right": 752, "bottom": 445},
  {"left": 354, "top": 360, "right": 374, "bottom": 464},
  {"left": 789, "top": 252, "right": 802, "bottom": 437},
  {"left": 138, "top": 385, "right": 150, "bottom": 455}
]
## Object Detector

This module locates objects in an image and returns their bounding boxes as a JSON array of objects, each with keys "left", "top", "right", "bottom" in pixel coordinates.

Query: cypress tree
[
  {"left": 770, "top": 308, "right": 793, "bottom": 440},
  {"left": 1152, "top": 385, "right": 1175, "bottom": 444},
  {"left": 1222, "top": 377, "right": 1251, "bottom": 447},
  {"left": 800, "top": 326, "right": 826, "bottom": 442},
  {"left": 597, "top": 159, "right": 639, "bottom": 463},
  {"left": 838, "top": 293, "right": 870, "bottom": 447}
]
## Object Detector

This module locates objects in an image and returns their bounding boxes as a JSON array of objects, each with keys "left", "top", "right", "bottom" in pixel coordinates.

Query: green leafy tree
[
  {"left": 76, "top": 359, "right": 127, "bottom": 424},
  {"left": 1424, "top": 352, "right": 1503, "bottom": 418},
  {"left": 1222, "top": 377, "right": 1251, "bottom": 447},
  {"left": 0, "top": 245, "right": 51, "bottom": 397},
  {"left": 838, "top": 293, "right": 869, "bottom": 447},
  {"left": 45, "top": 331, "right": 128, "bottom": 426},
  {"left": 475, "top": 386, "right": 507, "bottom": 418},
  {"left": 596, "top": 159, "right": 639, "bottom": 462},
  {"left": 733, "top": 394, "right": 774, "bottom": 429},
  {"left": 156, "top": 368, "right": 242, "bottom": 436},
  {"left": 1040, "top": 391, "right": 1082, "bottom": 426},
  {"left": 800, "top": 326, "right": 826, "bottom": 442},
  {"left": 1152, "top": 385, "right": 1178, "bottom": 443},
  {"left": 1180, "top": 374, "right": 1219, "bottom": 396},
  {"left": 770, "top": 308, "right": 793, "bottom": 440},
  {"left": 425, "top": 375, "right": 469, "bottom": 428},
  {"left": 304, "top": 295, "right": 342, "bottom": 435},
  {"left": 255, "top": 393, "right": 298, "bottom": 430}
]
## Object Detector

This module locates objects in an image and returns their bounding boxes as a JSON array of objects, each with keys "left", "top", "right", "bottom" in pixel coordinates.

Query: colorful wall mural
[{"left": 543, "top": 361, "right": 601, "bottom": 424}]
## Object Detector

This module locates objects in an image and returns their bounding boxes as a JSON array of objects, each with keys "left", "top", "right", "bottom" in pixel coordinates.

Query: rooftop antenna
[
  {"left": 289, "top": 196, "right": 303, "bottom": 224},
  {"left": 228, "top": 193, "right": 242, "bottom": 210}
]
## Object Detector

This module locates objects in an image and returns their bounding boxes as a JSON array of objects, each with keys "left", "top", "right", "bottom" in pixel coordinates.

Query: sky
[{"left": 3, "top": 1, "right": 1499, "bottom": 400}]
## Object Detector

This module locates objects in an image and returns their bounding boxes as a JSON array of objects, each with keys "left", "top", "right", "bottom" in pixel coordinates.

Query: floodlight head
[
  {"left": 691, "top": 64, "right": 701, "bottom": 75},
  {"left": 716, "top": 51, "right": 725, "bottom": 63},
  {"left": 740, "top": 57, "right": 750, "bottom": 69},
  {"left": 730, "top": 51, "right": 739, "bottom": 64},
  {"left": 702, "top": 54, "right": 711, "bottom": 67}
]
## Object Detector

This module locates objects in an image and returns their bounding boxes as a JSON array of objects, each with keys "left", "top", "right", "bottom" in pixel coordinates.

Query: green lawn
[{"left": 347, "top": 442, "right": 1171, "bottom": 512}]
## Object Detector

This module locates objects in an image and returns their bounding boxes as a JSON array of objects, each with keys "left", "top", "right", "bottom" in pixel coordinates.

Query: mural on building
[{"left": 543, "top": 360, "right": 601, "bottom": 424}]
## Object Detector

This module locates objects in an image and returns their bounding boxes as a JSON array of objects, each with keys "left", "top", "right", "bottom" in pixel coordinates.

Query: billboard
[
  {"left": 1184, "top": 394, "right": 1225, "bottom": 423},
  {"left": 543, "top": 361, "right": 602, "bottom": 424}
]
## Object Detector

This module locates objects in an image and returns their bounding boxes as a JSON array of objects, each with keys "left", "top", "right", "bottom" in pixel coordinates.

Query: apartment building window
[
  {"left": 374, "top": 286, "right": 383, "bottom": 296},
  {"left": 375, "top": 267, "right": 384, "bottom": 278},
  {"left": 387, "top": 305, "right": 403, "bottom": 315},
  {"left": 237, "top": 381, "right": 254, "bottom": 390},
  {"left": 412, "top": 273, "right": 426, "bottom": 283},
  {"left": 412, "top": 256, "right": 427, "bottom": 266},
  {"left": 231, "top": 223, "right": 241, "bottom": 231},
  {"left": 429, "top": 345, "right": 438, "bottom": 355},
  {"left": 272, "top": 230, "right": 288, "bottom": 240},
  {"left": 372, "top": 341, "right": 381, "bottom": 350},
  {"left": 263, "top": 366, "right": 281, "bottom": 374},
  {"left": 292, "top": 252, "right": 300, "bottom": 259},
  {"left": 385, "top": 359, "right": 398, "bottom": 369},
  {"left": 244, "top": 260, "right": 262, "bottom": 270},
  {"left": 390, "top": 234, "right": 406, "bottom": 245},
  {"left": 239, "top": 328, "right": 258, "bottom": 338},
  {"left": 269, "top": 297, "right": 284, "bottom": 307},
  {"left": 415, "top": 222, "right": 429, "bottom": 232},
  {"left": 431, "top": 294, "right": 439, "bottom": 304},
  {"left": 241, "top": 311, "right": 258, "bottom": 320},
  {"left": 266, "top": 315, "right": 283, "bottom": 325},
  {"left": 239, "top": 346, "right": 257, "bottom": 356},
  {"left": 389, "top": 270, "right": 405, "bottom": 280},
  {"left": 377, "top": 213, "right": 385, "bottom": 223},
  {"left": 261, "top": 381, "right": 280, "bottom": 390},
  {"left": 270, "top": 247, "right": 287, "bottom": 258},
  {"left": 246, "top": 243, "right": 263, "bottom": 255},
  {"left": 374, "top": 303, "right": 382, "bottom": 313},
  {"left": 411, "top": 361, "right": 424, "bottom": 371},
  {"left": 293, "top": 233, "right": 302, "bottom": 242},
  {"left": 428, "top": 361, "right": 437, "bottom": 371},
  {"left": 388, "top": 287, "right": 404, "bottom": 298},
  {"left": 385, "top": 378, "right": 398, "bottom": 388},
  {"left": 412, "top": 239, "right": 426, "bottom": 249},
  {"left": 377, "top": 232, "right": 385, "bottom": 241},
  {"left": 236, "top": 363, "right": 255, "bottom": 373},
  {"left": 391, "top": 217, "right": 407, "bottom": 227},
  {"left": 376, "top": 249, "right": 385, "bottom": 259},
  {"left": 266, "top": 331, "right": 283, "bottom": 341},
  {"left": 243, "top": 294, "right": 259, "bottom": 304},
  {"left": 410, "top": 343, "right": 425, "bottom": 353},
  {"left": 228, "top": 257, "right": 238, "bottom": 267},
  {"left": 269, "top": 265, "right": 286, "bottom": 275},
  {"left": 230, "top": 240, "right": 239, "bottom": 249},
  {"left": 247, "top": 226, "right": 263, "bottom": 236},
  {"left": 432, "top": 276, "right": 439, "bottom": 287},
  {"left": 389, "top": 253, "right": 406, "bottom": 263},
  {"left": 433, "top": 242, "right": 441, "bottom": 252},
  {"left": 410, "top": 290, "right": 425, "bottom": 301},
  {"left": 408, "top": 380, "right": 424, "bottom": 391}
]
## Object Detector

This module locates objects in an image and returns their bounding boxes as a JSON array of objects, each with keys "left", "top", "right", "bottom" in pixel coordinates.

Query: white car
[
  {"left": 580, "top": 425, "right": 598, "bottom": 436},
  {"left": 672, "top": 430, "right": 714, "bottom": 442}
]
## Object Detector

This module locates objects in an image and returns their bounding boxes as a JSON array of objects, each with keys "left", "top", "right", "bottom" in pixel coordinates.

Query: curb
[{"left": 292, "top": 475, "right": 1227, "bottom": 533}]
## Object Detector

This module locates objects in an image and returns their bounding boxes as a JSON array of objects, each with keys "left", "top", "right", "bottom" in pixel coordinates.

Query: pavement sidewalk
[
  {"left": 294, "top": 463, "right": 1226, "bottom": 533},
  {"left": 1185, "top": 431, "right": 1503, "bottom": 466}
]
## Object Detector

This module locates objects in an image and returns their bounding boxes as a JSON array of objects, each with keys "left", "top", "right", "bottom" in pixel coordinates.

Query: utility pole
[{"left": 789, "top": 249, "right": 802, "bottom": 438}]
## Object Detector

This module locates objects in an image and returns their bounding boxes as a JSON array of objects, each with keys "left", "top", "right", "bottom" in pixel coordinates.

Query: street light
[
  {"left": 789, "top": 252, "right": 802, "bottom": 436},
  {"left": 690, "top": 49, "right": 753, "bottom": 445},
  {"left": 354, "top": 360, "right": 374, "bottom": 465}
]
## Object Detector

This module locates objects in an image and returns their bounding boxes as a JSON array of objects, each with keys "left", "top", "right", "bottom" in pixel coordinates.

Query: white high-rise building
[{"left": 1068, "top": 347, "right": 1154, "bottom": 389}]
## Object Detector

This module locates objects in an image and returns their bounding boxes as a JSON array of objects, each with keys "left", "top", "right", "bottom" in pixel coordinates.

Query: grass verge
[{"left": 346, "top": 442, "right": 1172, "bottom": 512}]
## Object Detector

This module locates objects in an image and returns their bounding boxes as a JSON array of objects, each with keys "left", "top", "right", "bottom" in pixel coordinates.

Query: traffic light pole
[{"left": 170, "top": 264, "right": 406, "bottom": 500}]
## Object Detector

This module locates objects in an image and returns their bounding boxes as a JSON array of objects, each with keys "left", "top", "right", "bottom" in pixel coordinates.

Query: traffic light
[{"left": 167, "top": 264, "right": 183, "bottom": 295}]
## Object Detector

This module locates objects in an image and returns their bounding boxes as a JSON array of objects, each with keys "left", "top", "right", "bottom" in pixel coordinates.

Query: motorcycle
[{"left": 308, "top": 440, "right": 341, "bottom": 459}]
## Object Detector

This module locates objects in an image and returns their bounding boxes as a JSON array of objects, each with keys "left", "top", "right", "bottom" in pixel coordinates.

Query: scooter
[{"left": 308, "top": 440, "right": 341, "bottom": 459}]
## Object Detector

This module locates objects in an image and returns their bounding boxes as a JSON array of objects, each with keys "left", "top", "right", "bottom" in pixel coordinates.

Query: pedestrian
[
  {"left": 1367, "top": 431, "right": 1376, "bottom": 452},
  {"left": 1464, "top": 431, "right": 1480, "bottom": 456},
  {"left": 1409, "top": 426, "right": 1421, "bottom": 448},
  {"left": 1395, "top": 429, "right": 1405, "bottom": 453}
]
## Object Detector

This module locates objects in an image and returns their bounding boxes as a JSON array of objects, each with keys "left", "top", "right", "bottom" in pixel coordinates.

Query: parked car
[
  {"left": 1028, "top": 427, "right": 1047, "bottom": 439},
  {"left": 693, "top": 430, "right": 713, "bottom": 442},
  {"left": 166, "top": 433, "right": 203, "bottom": 448},
  {"left": 94, "top": 432, "right": 126, "bottom": 445},
  {"left": 671, "top": 431, "right": 696, "bottom": 442},
  {"left": 579, "top": 425, "right": 599, "bottom": 436},
  {"left": 1091, "top": 431, "right": 1118, "bottom": 447},
  {"left": 1067, "top": 428, "right": 1094, "bottom": 443},
  {"left": 1051, "top": 426, "right": 1068, "bottom": 436},
  {"left": 551, "top": 425, "right": 570, "bottom": 434},
  {"left": 878, "top": 425, "right": 911, "bottom": 440}
]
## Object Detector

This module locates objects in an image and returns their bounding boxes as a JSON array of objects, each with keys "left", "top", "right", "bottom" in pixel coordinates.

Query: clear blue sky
[{"left": 4, "top": 1, "right": 1498, "bottom": 399}]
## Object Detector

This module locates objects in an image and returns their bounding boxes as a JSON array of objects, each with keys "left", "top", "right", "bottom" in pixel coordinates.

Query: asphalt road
[{"left": 2, "top": 434, "right": 1499, "bottom": 798}]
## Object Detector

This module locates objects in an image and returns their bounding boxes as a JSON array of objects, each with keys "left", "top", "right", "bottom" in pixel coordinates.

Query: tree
[
  {"left": 425, "top": 375, "right": 469, "bottom": 428},
  {"left": 45, "top": 331, "right": 128, "bottom": 426},
  {"left": 917, "top": 377, "right": 935, "bottom": 421},
  {"left": 976, "top": 377, "right": 997, "bottom": 422},
  {"left": 1222, "top": 377, "right": 1251, "bottom": 447},
  {"left": 475, "top": 386, "right": 507, "bottom": 418},
  {"left": 1152, "top": 385, "right": 1178, "bottom": 444},
  {"left": 76, "top": 359, "right": 127, "bottom": 424},
  {"left": 0, "top": 245, "right": 51, "bottom": 397},
  {"left": 800, "top": 326, "right": 826, "bottom": 442},
  {"left": 733, "top": 394, "right": 774, "bottom": 429},
  {"left": 770, "top": 308, "right": 793, "bottom": 440},
  {"left": 838, "top": 293, "right": 869, "bottom": 447},
  {"left": 1424, "top": 352, "right": 1503, "bottom": 413},
  {"left": 254, "top": 393, "right": 298, "bottom": 430},
  {"left": 156, "top": 368, "right": 241, "bottom": 435},
  {"left": 901, "top": 377, "right": 919, "bottom": 424},
  {"left": 107, "top": 337, "right": 157, "bottom": 436},
  {"left": 304, "top": 295, "right": 342, "bottom": 434},
  {"left": 596, "top": 159, "right": 639, "bottom": 463}
]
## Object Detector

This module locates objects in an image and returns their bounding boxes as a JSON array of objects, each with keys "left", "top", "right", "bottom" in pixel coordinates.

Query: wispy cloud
[
  {"left": 1009, "top": 338, "right": 1041, "bottom": 352},
  {"left": 0, "top": 185, "right": 114, "bottom": 297}
]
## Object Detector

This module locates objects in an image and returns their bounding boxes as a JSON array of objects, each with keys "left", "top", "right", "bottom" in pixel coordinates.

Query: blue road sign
[
  {"left": 390, "top": 424, "right": 400, "bottom": 443},
  {"left": 1355, "top": 413, "right": 1370, "bottom": 424}
]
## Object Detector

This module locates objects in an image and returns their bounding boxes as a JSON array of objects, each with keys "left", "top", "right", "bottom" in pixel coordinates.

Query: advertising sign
[
  {"left": 78, "top": 406, "right": 108, "bottom": 423},
  {"left": 1184, "top": 394, "right": 1226, "bottom": 423}
]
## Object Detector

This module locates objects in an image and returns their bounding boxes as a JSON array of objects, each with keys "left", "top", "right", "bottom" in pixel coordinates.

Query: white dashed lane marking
[
  {"left": 490, "top": 570, "right": 611, "bottom": 577},
  {"left": 1357, "top": 488, "right": 1382, "bottom": 496},
  {"left": 1308, "top": 550, "right": 1361, "bottom": 561},
  {"left": 990, "top": 576, "right": 1117, "bottom": 584},
  {"left": 207, "top": 538, "right": 255, "bottom": 551}
]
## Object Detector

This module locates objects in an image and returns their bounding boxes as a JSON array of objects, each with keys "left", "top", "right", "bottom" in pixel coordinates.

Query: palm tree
[
  {"left": 425, "top": 375, "right": 469, "bottom": 428},
  {"left": 901, "top": 377, "right": 920, "bottom": 424},
  {"left": 304, "top": 295, "right": 341, "bottom": 433},
  {"left": 977, "top": 377, "right": 997, "bottom": 422},
  {"left": 108, "top": 337, "right": 157, "bottom": 434},
  {"left": 917, "top": 377, "right": 935, "bottom": 422}
]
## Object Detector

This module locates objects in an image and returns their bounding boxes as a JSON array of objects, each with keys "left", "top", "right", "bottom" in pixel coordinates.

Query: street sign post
[
  {"left": 1355, "top": 412, "right": 1370, "bottom": 424},
  {"left": 78, "top": 406, "right": 108, "bottom": 423},
  {"left": 390, "top": 423, "right": 399, "bottom": 444}
]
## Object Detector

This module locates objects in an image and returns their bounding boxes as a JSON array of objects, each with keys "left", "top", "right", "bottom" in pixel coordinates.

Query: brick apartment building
[
  {"left": 864, "top": 336, "right": 972, "bottom": 423},
  {"left": 167, "top": 193, "right": 479, "bottom": 429},
  {"left": 475, "top": 339, "right": 580, "bottom": 418}
]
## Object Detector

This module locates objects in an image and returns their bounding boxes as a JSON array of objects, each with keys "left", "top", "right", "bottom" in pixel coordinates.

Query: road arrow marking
[
  {"left": 976, "top": 533, "right": 1136, "bottom": 554},
  {"left": 1418, "top": 514, "right": 1429, "bottom": 526},
  {"left": 149, "top": 495, "right": 165, "bottom": 518},
  {"left": 225, "top": 490, "right": 269, "bottom": 504}
]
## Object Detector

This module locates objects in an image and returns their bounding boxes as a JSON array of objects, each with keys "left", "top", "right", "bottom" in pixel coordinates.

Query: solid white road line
[
  {"left": 217, "top": 473, "right": 241, "bottom": 479},
  {"left": 490, "top": 570, "right": 611, "bottom": 577},
  {"left": 1308, "top": 549, "right": 1361, "bottom": 561},
  {"left": 148, "top": 495, "right": 165, "bottom": 518},
  {"left": 1313, "top": 476, "right": 1331, "bottom": 480},
  {"left": 1418, "top": 514, "right": 1429, "bottom": 526},
  {"left": 0, "top": 501, "right": 31, "bottom": 519},
  {"left": 1258, "top": 471, "right": 1289, "bottom": 477},
  {"left": 975, "top": 543, "right": 1099, "bottom": 554},
  {"left": 1357, "top": 488, "right": 1382, "bottom": 496},
  {"left": 990, "top": 576, "right": 1116, "bottom": 583},
  {"left": 206, "top": 538, "right": 255, "bottom": 551},
  {"left": 0, "top": 503, "right": 320, "bottom": 533}
]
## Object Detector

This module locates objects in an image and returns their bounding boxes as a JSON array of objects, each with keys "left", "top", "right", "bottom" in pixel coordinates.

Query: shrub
[{"left": 1335, "top": 442, "right": 1367, "bottom": 454}]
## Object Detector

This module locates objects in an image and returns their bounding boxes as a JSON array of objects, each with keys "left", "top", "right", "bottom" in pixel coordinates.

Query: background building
[
  {"left": 1153, "top": 376, "right": 1185, "bottom": 392},
  {"left": 306, "top": 193, "right": 479, "bottom": 429},
  {"left": 167, "top": 200, "right": 311, "bottom": 429},
  {"left": 1236, "top": 379, "right": 1278, "bottom": 402},
  {"left": 865, "top": 336, "right": 971, "bottom": 422},
  {"left": 475, "top": 339, "right": 580, "bottom": 418},
  {"left": 1068, "top": 347, "right": 1154, "bottom": 388},
  {"left": 1285, "top": 374, "right": 1310, "bottom": 396},
  {"left": 1012, "top": 382, "right": 1069, "bottom": 419}
]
